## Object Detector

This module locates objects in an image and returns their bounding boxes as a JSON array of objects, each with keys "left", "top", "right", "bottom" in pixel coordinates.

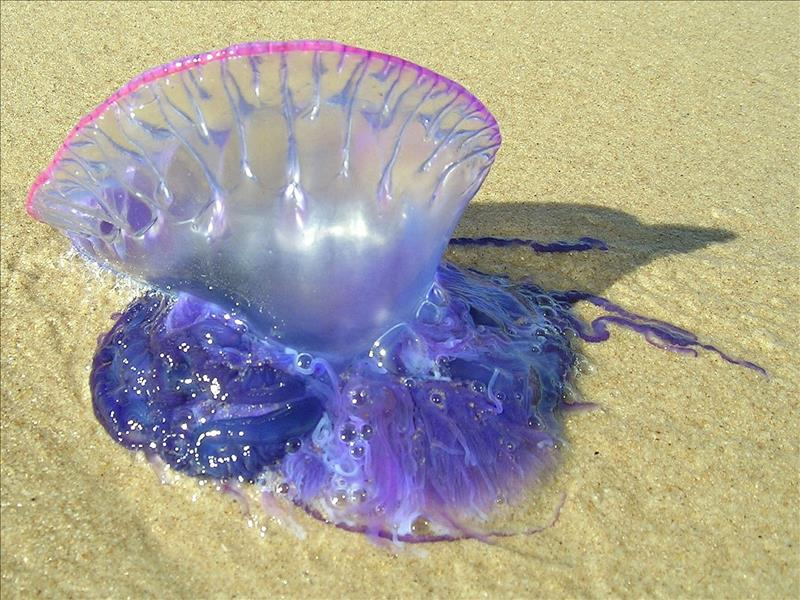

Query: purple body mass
[
  {"left": 89, "top": 256, "right": 760, "bottom": 538},
  {"left": 27, "top": 41, "right": 763, "bottom": 541},
  {"left": 92, "top": 263, "right": 576, "bottom": 536}
]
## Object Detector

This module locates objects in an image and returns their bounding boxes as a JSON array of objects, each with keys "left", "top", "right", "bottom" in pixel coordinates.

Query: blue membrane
[{"left": 90, "top": 259, "right": 763, "bottom": 540}]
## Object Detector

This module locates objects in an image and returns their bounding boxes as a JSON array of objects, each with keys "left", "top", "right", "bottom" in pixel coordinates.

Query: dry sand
[{"left": 1, "top": 2, "right": 798, "bottom": 598}]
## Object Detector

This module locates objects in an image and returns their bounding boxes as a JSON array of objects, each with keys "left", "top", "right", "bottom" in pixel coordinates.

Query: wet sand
[{"left": 1, "top": 2, "right": 798, "bottom": 598}]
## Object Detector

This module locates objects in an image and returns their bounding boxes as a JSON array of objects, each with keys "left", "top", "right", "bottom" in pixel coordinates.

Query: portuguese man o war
[{"left": 26, "top": 41, "right": 764, "bottom": 542}]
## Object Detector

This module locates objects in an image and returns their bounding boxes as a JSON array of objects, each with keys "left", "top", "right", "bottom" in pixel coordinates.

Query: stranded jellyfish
[{"left": 27, "top": 41, "right": 763, "bottom": 541}]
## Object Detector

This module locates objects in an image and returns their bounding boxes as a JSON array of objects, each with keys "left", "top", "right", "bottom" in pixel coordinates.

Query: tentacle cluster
[
  {"left": 92, "top": 262, "right": 577, "bottom": 537},
  {"left": 91, "top": 258, "right": 765, "bottom": 539}
]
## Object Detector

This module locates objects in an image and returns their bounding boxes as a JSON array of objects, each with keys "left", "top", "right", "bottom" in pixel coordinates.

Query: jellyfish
[{"left": 26, "top": 41, "right": 763, "bottom": 542}]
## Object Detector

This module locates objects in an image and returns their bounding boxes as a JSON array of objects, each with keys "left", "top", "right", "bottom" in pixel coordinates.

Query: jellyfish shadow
[{"left": 449, "top": 201, "right": 736, "bottom": 294}]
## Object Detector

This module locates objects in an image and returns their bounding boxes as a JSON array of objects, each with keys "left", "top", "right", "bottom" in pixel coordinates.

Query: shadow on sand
[{"left": 449, "top": 201, "right": 735, "bottom": 294}]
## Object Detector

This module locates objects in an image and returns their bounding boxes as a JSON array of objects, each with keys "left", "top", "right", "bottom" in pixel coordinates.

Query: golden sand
[{"left": 1, "top": 2, "right": 797, "bottom": 598}]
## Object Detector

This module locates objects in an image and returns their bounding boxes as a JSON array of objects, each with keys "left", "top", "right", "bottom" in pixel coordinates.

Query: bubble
[
  {"left": 429, "top": 389, "right": 445, "bottom": 406},
  {"left": 352, "top": 488, "right": 368, "bottom": 503},
  {"left": 350, "top": 445, "right": 365, "bottom": 459},
  {"left": 416, "top": 301, "right": 441, "bottom": 324},
  {"left": 295, "top": 353, "right": 312, "bottom": 370},
  {"left": 411, "top": 516, "right": 431, "bottom": 535},
  {"left": 276, "top": 482, "right": 290, "bottom": 494},
  {"left": 360, "top": 424, "right": 374, "bottom": 439},
  {"left": 339, "top": 422, "right": 357, "bottom": 443},
  {"left": 350, "top": 387, "right": 368, "bottom": 406},
  {"left": 285, "top": 438, "right": 302, "bottom": 453}
]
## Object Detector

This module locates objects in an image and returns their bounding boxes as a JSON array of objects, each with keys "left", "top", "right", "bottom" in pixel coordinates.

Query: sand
[{"left": 1, "top": 2, "right": 798, "bottom": 598}]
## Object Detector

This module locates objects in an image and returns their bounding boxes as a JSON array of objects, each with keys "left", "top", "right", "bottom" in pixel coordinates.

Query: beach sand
[{"left": 1, "top": 2, "right": 797, "bottom": 598}]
